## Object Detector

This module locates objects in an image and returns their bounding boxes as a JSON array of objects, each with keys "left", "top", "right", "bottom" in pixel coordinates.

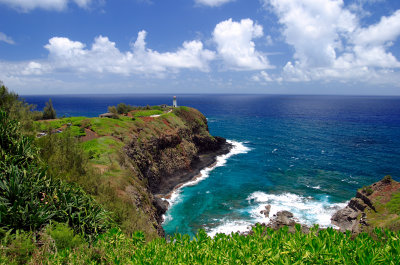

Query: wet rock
[
  {"left": 267, "top": 211, "right": 309, "bottom": 234},
  {"left": 260, "top": 204, "right": 271, "bottom": 218}
]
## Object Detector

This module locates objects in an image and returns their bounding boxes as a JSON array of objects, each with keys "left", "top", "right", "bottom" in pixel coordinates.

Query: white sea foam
[
  {"left": 306, "top": 185, "right": 321, "bottom": 190},
  {"left": 163, "top": 140, "right": 250, "bottom": 224},
  {"left": 207, "top": 219, "right": 253, "bottom": 237},
  {"left": 247, "top": 192, "right": 347, "bottom": 227},
  {"left": 204, "top": 192, "right": 347, "bottom": 237}
]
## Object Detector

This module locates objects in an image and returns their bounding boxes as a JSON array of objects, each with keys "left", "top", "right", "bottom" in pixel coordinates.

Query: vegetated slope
[
  {"left": 332, "top": 175, "right": 400, "bottom": 233},
  {"left": 0, "top": 110, "right": 111, "bottom": 238},
  {"left": 36, "top": 106, "right": 229, "bottom": 239},
  {"left": 15, "top": 225, "right": 400, "bottom": 264}
]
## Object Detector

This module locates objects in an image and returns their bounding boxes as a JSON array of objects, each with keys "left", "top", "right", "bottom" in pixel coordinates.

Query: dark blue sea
[{"left": 23, "top": 94, "right": 400, "bottom": 236}]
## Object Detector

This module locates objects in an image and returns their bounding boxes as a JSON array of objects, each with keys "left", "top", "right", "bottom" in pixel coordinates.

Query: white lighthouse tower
[{"left": 173, "top": 96, "right": 177, "bottom": 107}]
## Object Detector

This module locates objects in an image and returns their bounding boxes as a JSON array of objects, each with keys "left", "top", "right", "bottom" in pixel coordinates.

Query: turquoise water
[
  {"left": 161, "top": 95, "right": 400, "bottom": 236},
  {"left": 23, "top": 94, "right": 400, "bottom": 236}
]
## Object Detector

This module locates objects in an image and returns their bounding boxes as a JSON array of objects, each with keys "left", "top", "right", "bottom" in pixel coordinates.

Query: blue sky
[{"left": 1, "top": 0, "right": 400, "bottom": 95}]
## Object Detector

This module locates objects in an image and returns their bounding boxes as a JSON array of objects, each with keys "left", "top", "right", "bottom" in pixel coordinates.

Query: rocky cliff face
[
  {"left": 331, "top": 176, "right": 400, "bottom": 233},
  {"left": 121, "top": 107, "right": 232, "bottom": 236}
]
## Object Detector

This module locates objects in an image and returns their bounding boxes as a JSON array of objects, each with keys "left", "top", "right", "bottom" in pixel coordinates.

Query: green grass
[
  {"left": 90, "top": 117, "right": 134, "bottom": 136},
  {"left": 133, "top": 110, "right": 163, "bottom": 117},
  {"left": 36, "top": 117, "right": 87, "bottom": 131},
  {"left": 387, "top": 192, "right": 400, "bottom": 215},
  {"left": 81, "top": 136, "right": 124, "bottom": 164}
]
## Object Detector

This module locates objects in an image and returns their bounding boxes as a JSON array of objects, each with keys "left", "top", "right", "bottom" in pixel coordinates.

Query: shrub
[
  {"left": 0, "top": 110, "right": 112, "bottom": 238},
  {"left": 0, "top": 82, "right": 37, "bottom": 134},
  {"left": 362, "top": 186, "right": 374, "bottom": 196},
  {"left": 117, "top": 103, "right": 129, "bottom": 114},
  {"left": 5, "top": 230, "right": 35, "bottom": 265},
  {"left": 108, "top": 106, "right": 117, "bottom": 114},
  {"left": 383, "top": 175, "right": 393, "bottom": 184},
  {"left": 46, "top": 223, "right": 84, "bottom": 250}
]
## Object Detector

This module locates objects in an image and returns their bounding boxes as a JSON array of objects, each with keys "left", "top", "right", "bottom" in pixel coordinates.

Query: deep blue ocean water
[{"left": 23, "top": 94, "right": 400, "bottom": 236}]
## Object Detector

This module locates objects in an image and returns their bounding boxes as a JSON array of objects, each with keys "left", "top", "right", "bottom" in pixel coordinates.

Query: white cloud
[
  {"left": 195, "top": 0, "right": 233, "bottom": 7},
  {"left": 0, "top": 0, "right": 94, "bottom": 12},
  {"left": 39, "top": 31, "right": 214, "bottom": 75},
  {"left": 213, "top": 18, "right": 273, "bottom": 70},
  {"left": 265, "top": 0, "right": 357, "bottom": 68},
  {"left": 252, "top": 70, "right": 273, "bottom": 82},
  {"left": 0, "top": 32, "right": 15, "bottom": 44},
  {"left": 263, "top": 0, "right": 400, "bottom": 84}
]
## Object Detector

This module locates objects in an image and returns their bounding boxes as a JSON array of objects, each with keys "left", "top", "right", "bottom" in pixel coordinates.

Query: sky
[{"left": 1, "top": 0, "right": 400, "bottom": 95}]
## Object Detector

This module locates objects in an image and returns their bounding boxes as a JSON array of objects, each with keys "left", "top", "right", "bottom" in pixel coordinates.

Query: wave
[
  {"left": 247, "top": 192, "right": 347, "bottom": 227},
  {"left": 207, "top": 219, "right": 253, "bottom": 238},
  {"left": 163, "top": 140, "right": 250, "bottom": 223},
  {"left": 204, "top": 192, "right": 347, "bottom": 237}
]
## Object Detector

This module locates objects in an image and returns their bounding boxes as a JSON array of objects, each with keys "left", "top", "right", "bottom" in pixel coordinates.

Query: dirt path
[{"left": 80, "top": 128, "right": 99, "bottom": 142}]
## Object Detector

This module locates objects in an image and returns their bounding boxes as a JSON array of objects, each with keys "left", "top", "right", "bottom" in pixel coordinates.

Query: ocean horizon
[{"left": 23, "top": 94, "right": 400, "bottom": 237}]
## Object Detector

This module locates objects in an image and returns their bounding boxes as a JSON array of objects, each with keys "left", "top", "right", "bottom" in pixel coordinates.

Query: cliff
[
  {"left": 331, "top": 175, "right": 400, "bottom": 233},
  {"left": 38, "top": 106, "right": 231, "bottom": 238}
]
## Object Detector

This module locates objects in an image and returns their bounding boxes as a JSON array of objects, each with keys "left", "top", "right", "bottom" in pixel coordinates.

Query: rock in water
[
  {"left": 267, "top": 211, "right": 309, "bottom": 233},
  {"left": 260, "top": 204, "right": 271, "bottom": 218}
]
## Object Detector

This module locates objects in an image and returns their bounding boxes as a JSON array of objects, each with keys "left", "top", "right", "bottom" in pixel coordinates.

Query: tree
[
  {"left": 117, "top": 103, "right": 128, "bottom": 114},
  {"left": 43, "top": 98, "right": 56, "bottom": 119}
]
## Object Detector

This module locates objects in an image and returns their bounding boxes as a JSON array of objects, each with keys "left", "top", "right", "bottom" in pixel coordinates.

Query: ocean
[{"left": 23, "top": 94, "right": 400, "bottom": 237}]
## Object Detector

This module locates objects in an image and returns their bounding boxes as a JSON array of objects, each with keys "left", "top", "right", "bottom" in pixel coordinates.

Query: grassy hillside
[{"left": 34, "top": 106, "right": 214, "bottom": 240}]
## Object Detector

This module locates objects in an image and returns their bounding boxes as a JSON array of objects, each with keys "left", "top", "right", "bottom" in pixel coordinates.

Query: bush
[
  {"left": 0, "top": 82, "right": 38, "bottom": 134},
  {"left": 108, "top": 106, "right": 117, "bottom": 114},
  {"left": 362, "top": 186, "right": 374, "bottom": 196},
  {"left": 117, "top": 103, "right": 129, "bottom": 114},
  {"left": 383, "top": 175, "right": 393, "bottom": 184},
  {"left": 0, "top": 110, "right": 112, "bottom": 238},
  {"left": 46, "top": 223, "right": 84, "bottom": 250},
  {"left": 5, "top": 230, "right": 35, "bottom": 265}
]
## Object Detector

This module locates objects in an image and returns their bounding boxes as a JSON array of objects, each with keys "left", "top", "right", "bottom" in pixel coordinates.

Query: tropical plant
[{"left": 0, "top": 110, "right": 112, "bottom": 238}]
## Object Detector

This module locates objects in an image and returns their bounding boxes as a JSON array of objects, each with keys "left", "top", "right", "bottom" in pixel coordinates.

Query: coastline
[{"left": 156, "top": 140, "right": 233, "bottom": 197}]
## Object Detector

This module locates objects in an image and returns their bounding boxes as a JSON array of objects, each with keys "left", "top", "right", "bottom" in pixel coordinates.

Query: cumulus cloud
[
  {"left": 41, "top": 31, "right": 215, "bottom": 75},
  {"left": 213, "top": 18, "right": 273, "bottom": 70},
  {"left": 262, "top": 0, "right": 400, "bottom": 84},
  {"left": 195, "top": 0, "right": 233, "bottom": 7},
  {"left": 0, "top": 0, "right": 94, "bottom": 12},
  {"left": 0, "top": 32, "right": 15, "bottom": 44},
  {"left": 252, "top": 71, "right": 273, "bottom": 82}
]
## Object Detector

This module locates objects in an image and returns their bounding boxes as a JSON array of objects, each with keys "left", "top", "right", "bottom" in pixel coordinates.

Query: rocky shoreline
[
  {"left": 153, "top": 138, "right": 233, "bottom": 219},
  {"left": 243, "top": 176, "right": 400, "bottom": 236},
  {"left": 157, "top": 137, "right": 233, "bottom": 196}
]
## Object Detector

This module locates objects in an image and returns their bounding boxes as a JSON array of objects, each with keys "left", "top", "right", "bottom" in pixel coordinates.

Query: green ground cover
[
  {"left": 1, "top": 225, "right": 399, "bottom": 264},
  {"left": 133, "top": 110, "right": 163, "bottom": 117}
]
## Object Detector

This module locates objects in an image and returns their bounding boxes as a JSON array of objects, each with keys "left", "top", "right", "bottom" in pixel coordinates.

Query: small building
[
  {"left": 173, "top": 96, "right": 177, "bottom": 108},
  {"left": 99, "top": 113, "right": 116, "bottom": 118}
]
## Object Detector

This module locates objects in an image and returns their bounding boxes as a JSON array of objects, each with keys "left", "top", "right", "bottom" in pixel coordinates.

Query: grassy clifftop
[{"left": 35, "top": 106, "right": 225, "bottom": 239}]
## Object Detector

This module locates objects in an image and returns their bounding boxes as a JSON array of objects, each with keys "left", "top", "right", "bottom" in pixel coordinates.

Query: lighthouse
[{"left": 173, "top": 96, "right": 177, "bottom": 108}]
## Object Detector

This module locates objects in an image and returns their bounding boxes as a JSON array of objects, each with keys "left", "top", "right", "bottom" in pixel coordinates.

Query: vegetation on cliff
[
  {"left": 332, "top": 176, "right": 400, "bottom": 234},
  {"left": 1, "top": 83, "right": 400, "bottom": 264}
]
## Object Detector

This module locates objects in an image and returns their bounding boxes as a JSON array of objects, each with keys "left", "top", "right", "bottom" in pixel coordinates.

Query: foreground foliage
[
  {"left": 1, "top": 225, "right": 399, "bottom": 264},
  {"left": 0, "top": 110, "right": 112, "bottom": 238}
]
